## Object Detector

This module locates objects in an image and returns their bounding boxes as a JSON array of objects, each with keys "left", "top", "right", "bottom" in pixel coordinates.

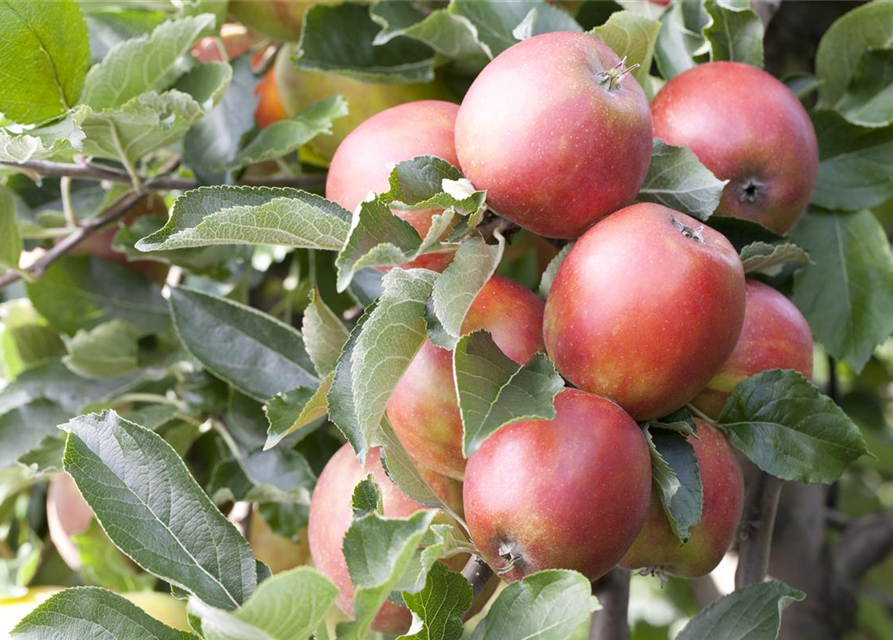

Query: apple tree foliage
[{"left": 0, "top": 1, "right": 890, "bottom": 639}]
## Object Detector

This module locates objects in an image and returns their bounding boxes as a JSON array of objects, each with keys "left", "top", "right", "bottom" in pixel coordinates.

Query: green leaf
[
  {"left": 62, "top": 411, "right": 257, "bottom": 609},
  {"left": 703, "top": 0, "right": 764, "bottom": 67},
  {"left": 228, "top": 96, "right": 348, "bottom": 170},
  {"left": 136, "top": 186, "right": 351, "bottom": 253},
  {"left": 302, "top": 289, "right": 349, "bottom": 377},
  {"left": 739, "top": 241, "right": 810, "bottom": 276},
  {"left": 454, "top": 330, "right": 564, "bottom": 458},
  {"left": 791, "top": 210, "right": 893, "bottom": 371},
  {"left": 593, "top": 11, "right": 661, "bottom": 85},
  {"left": 676, "top": 581, "right": 804, "bottom": 640},
  {"left": 339, "top": 509, "right": 437, "bottom": 640},
  {"left": 705, "top": 216, "right": 782, "bottom": 252},
  {"left": 810, "top": 109, "right": 893, "bottom": 211},
  {"left": 168, "top": 286, "right": 318, "bottom": 401},
  {"left": 297, "top": 4, "right": 436, "bottom": 84},
  {"left": 352, "top": 474, "right": 384, "bottom": 518},
  {"left": 25, "top": 256, "right": 169, "bottom": 337},
  {"left": 63, "top": 320, "right": 142, "bottom": 379},
  {"left": 0, "top": 299, "right": 66, "bottom": 380},
  {"left": 469, "top": 570, "right": 599, "bottom": 640},
  {"left": 643, "top": 427, "right": 702, "bottom": 544},
  {"left": 653, "top": 0, "right": 709, "bottom": 80},
  {"left": 0, "top": 109, "right": 88, "bottom": 163},
  {"left": 73, "top": 520, "right": 156, "bottom": 592},
  {"left": 173, "top": 61, "right": 233, "bottom": 112},
  {"left": 81, "top": 14, "right": 216, "bottom": 110},
  {"left": 385, "top": 156, "right": 485, "bottom": 217},
  {"left": 80, "top": 90, "right": 204, "bottom": 166},
  {"left": 263, "top": 374, "right": 332, "bottom": 450},
  {"left": 718, "top": 369, "right": 870, "bottom": 483},
  {"left": 836, "top": 49, "right": 893, "bottom": 128},
  {"left": 636, "top": 138, "right": 728, "bottom": 221},
  {"left": 10, "top": 586, "right": 195, "bottom": 640},
  {"left": 0, "top": 400, "right": 69, "bottom": 470},
  {"left": 428, "top": 236, "right": 504, "bottom": 349},
  {"left": 0, "top": 185, "right": 20, "bottom": 270},
  {"left": 537, "top": 243, "right": 573, "bottom": 299},
  {"left": 210, "top": 447, "right": 315, "bottom": 505},
  {"left": 400, "top": 563, "right": 472, "bottom": 640},
  {"left": 0, "top": 0, "right": 89, "bottom": 125},
  {"left": 331, "top": 269, "right": 437, "bottom": 457},
  {"left": 187, "top": 567, "right": 339, "bottom": 640},
  {"left": 816, "top": 0, "right": 893, "bottom": 108},
  {"left": 16, "top": 434, "right": 66, "bottom": 476}
]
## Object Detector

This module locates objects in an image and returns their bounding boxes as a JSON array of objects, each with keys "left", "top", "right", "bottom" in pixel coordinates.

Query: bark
[{"left": 589, "top": 568, "right": 631, "bottom": 640}]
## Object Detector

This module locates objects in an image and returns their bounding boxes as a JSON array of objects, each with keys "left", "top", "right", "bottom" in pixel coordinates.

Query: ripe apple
[
  {"left": 387, "top": 274, "right": 545, "bottom": 480},
  {"left": 620, "top": 419, "right": 744, "bottom": 578},
  {"left": 454, "top": 32, "right": 652, "bottom": 239},
  {"left": 307, "top": 443, "right": 463, "bottom": 635},
  {"left": 274, "top": 45, "right": 454, "bottom": 162},
  {"left": 463, "top": 388, "right": 651, "bottom": 582},
  {"left": 326, "top": 100, "right": 461, "bottom": 272},
  {"left": 651, "top": 62, "right": 818, "bottom": 234},
  {"left": 544, "top": 203, "right": 746, "bottom": 421},
  {"left": 46, "top": 472, "right": 93, "bottom": 570},
  {"left": 254, "top": 69, "right": 288, "bottom": 130},
  {"left": 248, "top": 508, "right": 311, "bottom": 573},
  {"left": 692, "top": 279, "right": 814, "bottom": 419}
]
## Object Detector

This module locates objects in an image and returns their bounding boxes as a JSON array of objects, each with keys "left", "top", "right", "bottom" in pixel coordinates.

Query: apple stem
[
  {"left": 461, "top": 554, "right": 494, "bottom": 601},
  {"left": 598, "top": 57, "right": 641, "bottom": 91}
]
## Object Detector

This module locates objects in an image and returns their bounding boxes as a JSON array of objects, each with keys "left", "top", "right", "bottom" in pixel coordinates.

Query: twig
[
  {"left": 589, "top": 568, "right": 631, "bottom": 640},
  {"left": 0, "top": 190, "right": 148, "bottom": 290},
  {"left": 461, "top": 555, "right": 494, "bottom": 601},
  {"left": 834, "top": 511, "right": 893, "bottom": 583},
  {"left": 736, "top": 472, "right": 784, "bottom": 588}
]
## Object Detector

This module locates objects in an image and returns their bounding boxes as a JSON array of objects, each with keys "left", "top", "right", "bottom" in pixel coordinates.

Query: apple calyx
[
  {"left": 597, "top": 57, "right": 640, "bottom": 91},
  {"left": 497, "top": 541, "right": 525, "bottom": 576},
  {"left": 738, "top": 179, "right": 765, "bottom": 204},
  {"left": 670, "top": 215, "right": 705, "bottom": 244}
]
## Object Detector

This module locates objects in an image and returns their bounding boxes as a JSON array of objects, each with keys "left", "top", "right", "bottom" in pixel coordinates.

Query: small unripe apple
[
  {"left": 307, "top": 444, "right": 463, "bottom": 635},
  {"left": 692, "top": 279, "right": 814, "bottom": 419},
  {"left": 455, "top": 32, "right": 652, "bottom": 239},
  {"left": 46, "top": 472, "right": 93, "bottom": 570},
  {"left": 248, "top": 508, "right": 311, "bottom": 574},
  {"left": 326, "top": 100, "right": 461, "bottom": 272},
  {"left": 544, "top": 203, "right": 746, "bottom": 421},
  {"left": 463, "top": 388, "right": 651, "bottom": 582},
  {"left": 651, "top": 61, "right": 818, "bottom": 234},
  {"left": 620, "top": 419, "right": 744, "bottom": 578},
  {"left": 254, "top": 69, "right": 288, "bottom": 130},
  {"left": 387, "top": 275, "right": 545, "bottom": 480}
]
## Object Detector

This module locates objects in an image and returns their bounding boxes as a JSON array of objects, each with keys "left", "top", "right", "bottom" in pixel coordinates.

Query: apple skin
[
  {"left": 46, "top": 472, "right": 94, "bottom": 570},
  {"left": 254, "top": 69, "right": 288, "bottom": 130},
  {"left": 692, "top": 280, "right": 814, "bottom": 419},
  {"left": 326, "top": 100, "right": 461, "bottom": 272},
  {"left": 651, "top": 62, "right": 818, "bottom": 234},
  {"left": 307, "top": 444, "right": 463, "bottom": 635},
  {"left": 248, "top": 508, "right": 311, "bottom": 574},
  {"left": 387, "top": 274, "right": 545, "bottom": 480},
  {"left": 228, "top": 0, "right": 338, "bottom": 41},
  {"left": 274, "top": 44, "right": 454, "bottom": 162},
  {"left": 463, "top": 388, "right": 651, "bottom": 582},
  {"left": 543, "top": 203, "right": 746, "bottom": 421},
  {"left": 620, "top": 419, "right": 744, "bottom": 578},
  {"left": 454, "top": 32, "right": 652, "bottom": 239}
]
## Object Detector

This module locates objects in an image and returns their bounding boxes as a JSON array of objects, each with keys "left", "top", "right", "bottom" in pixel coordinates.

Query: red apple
[
  {"left": 307, "top": 444, "right": 463, "bottom": 635},
  {"left": 463, "top": 388, "right": 651, "bottom": 581},
  {"left": 620, "top": 419, "right": 744, "bottom": 578},
  {"left": 543, "top": 203, "right": 746, "bottom": 421},
  {"left": 386, "top": 274, "right": 545, "bottom": 480},
  {"left": 692, "top": 279, "right": 814, "bottom": 419},
  {"left": 651, "top": 62, "right": 818, "bottom": 234},
  {"left": 454, "top": 32, "right": 652, "bottom": 239},
  {"left": 191, "top": 24, "right": 258, "bottom": 63},
  {"left": 326, "top": 100, "right": 461, "bottom": 272},
  {"left": 46, "top": 472, "right": 93, "bottom": 570}
]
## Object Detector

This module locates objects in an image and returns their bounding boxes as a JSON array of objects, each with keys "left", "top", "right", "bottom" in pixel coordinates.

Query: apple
[
  {"left": 651, "top": 62, "right": 818, "bottom": 234},
  {"left": 454, "top": 32, "right": 652, "bottom": 239},
  {"left": 274, "top": 44, "right": 454, "bottom": 162},
  {"left": 463, "top": 388, "right": 651, "bottom": 582},
  {"left": 387, "top": 274, "right": 545, "bottom": 480},
  {"left": 1, "top": 587, "right": 189, "bottom": 635},
  {"left": 191, "top": 24, "right": 258, "bottom": 64},
  {"left": 228, "top": 0, "right": 327, "bottom": 41},
  {"left": 543, "top": 203, "right": 746, "bottom": 421},
  {"left": 692, "top": 279, "right": 814, "bottom": 419},
  {"left": 620, "top": 419, "right": 744, "bottom": 578},
  {"left": 46, "top": 472, "right": 93, "bottom": 570},
  {"left": 248, "top": 508, "right": 311, "bottom": 574},
  {"left": 254, "top": 69, "right": 288, "bottom": 130},
  {"left": 326, "top": 100, "right": 461, "bottom": 272},
  {"left": 307, "top": 443, "right": 463, "bottom": 635}
]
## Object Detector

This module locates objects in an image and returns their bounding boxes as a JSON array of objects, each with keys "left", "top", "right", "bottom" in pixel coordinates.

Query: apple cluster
[{"left": 300, "top": 32, "right": 818, "bottom": 635}]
